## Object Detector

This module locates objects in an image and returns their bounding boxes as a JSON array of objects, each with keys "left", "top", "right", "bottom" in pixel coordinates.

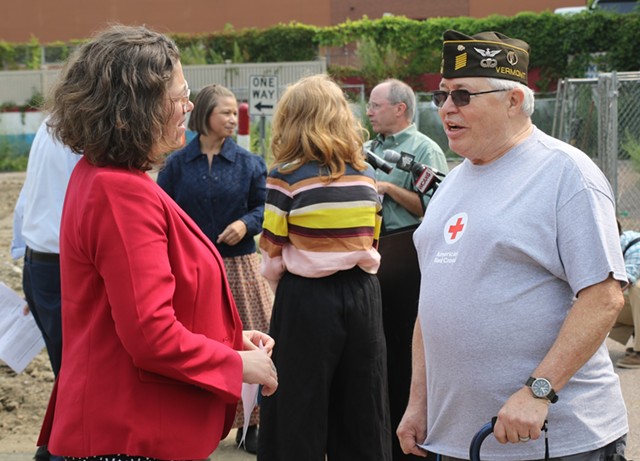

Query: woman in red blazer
[{"left": 37, "top": 25, "right": 278, "bottom": 461}]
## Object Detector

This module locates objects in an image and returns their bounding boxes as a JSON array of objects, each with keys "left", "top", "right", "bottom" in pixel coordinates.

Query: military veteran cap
[{"left": 440, "top": 30, "right": 530, "bottom": 85}]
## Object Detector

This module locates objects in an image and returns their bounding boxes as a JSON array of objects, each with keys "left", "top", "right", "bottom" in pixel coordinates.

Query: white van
[
  {"left": 554, "top": 6, "right": 588, "bottom": 14},
  {"left": 592, "top": 0, "right": 638, "bottom": 12},
  {"left": 555, "top": 0, "right": 637, "bottom": 14}
]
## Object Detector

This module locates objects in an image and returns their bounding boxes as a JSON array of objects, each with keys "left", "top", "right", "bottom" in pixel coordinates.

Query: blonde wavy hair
[{"left": 270, "top": 74, "right": 367, "bottom": 180}]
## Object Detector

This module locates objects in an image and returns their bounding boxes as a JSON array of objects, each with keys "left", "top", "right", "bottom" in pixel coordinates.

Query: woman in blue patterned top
[{"left": 157, "top": 84, "right": 272, "bottom": 453}]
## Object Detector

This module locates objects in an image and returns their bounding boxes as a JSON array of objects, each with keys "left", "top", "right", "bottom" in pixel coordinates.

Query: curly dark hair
[{"left": 46, "top": 24, "right": 180, "bottom": 170}]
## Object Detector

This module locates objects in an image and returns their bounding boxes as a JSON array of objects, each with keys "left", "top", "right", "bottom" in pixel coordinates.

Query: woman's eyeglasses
[
  {"left": 431, "top": 89, "right": 508, "bottom": 108},
  {"left": 171, "top": 88, "right": 191, "bottom": 112}
]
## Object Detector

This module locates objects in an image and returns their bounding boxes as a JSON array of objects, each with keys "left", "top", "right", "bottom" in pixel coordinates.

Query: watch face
[{"left": 531, "top": 378, "right": 551, "bottom": 397}]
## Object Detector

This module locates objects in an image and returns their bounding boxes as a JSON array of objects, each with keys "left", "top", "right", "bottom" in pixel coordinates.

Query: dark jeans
[
  {"left": 23, "top": 252, "right": 62, "bottom": 376},
  {"left": 35, "top": 445, "right": 63, "bottom": 461},
  {"left": 24, "top": 251, "right": 65, "bottom": 461}
]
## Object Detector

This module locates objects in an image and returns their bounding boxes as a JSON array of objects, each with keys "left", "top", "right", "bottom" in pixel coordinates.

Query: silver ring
[{"left": 519, "top": 436, "right": 530, "bottom": 442}]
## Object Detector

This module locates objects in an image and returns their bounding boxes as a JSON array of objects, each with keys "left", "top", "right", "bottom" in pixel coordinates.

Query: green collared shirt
[{"left": 365, "top": 124, "right": 448, "bottom": 233}]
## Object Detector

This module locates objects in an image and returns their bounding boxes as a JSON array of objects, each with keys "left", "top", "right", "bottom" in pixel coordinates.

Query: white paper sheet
[
  {"left": 237, "top": 340, "right": 264, "bottom": 449},
  {"left": 0, "top": 282, "right": 45, "bottom": 373}
]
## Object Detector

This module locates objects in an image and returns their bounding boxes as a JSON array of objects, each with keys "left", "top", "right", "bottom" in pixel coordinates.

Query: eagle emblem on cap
[{"left": 474, "top": 48, "right": 502, "bottom": 58}]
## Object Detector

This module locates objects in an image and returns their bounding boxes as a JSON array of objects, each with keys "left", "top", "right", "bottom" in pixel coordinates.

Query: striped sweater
[{"left": 259, "top": 160, "right": 382, "bottom": 287}]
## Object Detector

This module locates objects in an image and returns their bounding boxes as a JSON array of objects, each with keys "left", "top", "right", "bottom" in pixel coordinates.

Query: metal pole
[
  {"left": 610, "top": 71, "right": 619, "bottom": 198},
  {"left": 260, "top": 115, "right": 266, "bottom": 159}
]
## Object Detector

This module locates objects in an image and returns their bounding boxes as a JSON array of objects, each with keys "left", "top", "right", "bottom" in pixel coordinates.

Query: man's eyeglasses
[
  {"left": 366, "top": 101, "right": 400, "bottom": 111},
  {"left": 431, "top": 89, "right": 508, "bottom": 108},
  {"left": 171, "top": 88, "right": 191, "bottom": 112}
]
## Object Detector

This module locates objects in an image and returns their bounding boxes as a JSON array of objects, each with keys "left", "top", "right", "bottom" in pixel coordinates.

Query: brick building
[{"left": 4, "top": 0, "right": 586, "bottom": 43}]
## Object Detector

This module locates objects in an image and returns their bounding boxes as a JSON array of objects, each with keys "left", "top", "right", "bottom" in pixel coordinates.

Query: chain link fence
[{"left": 553, "top": 71, "right": 640, "bottom": 230}]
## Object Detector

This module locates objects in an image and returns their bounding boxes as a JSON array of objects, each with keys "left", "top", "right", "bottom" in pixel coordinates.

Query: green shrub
[
  {"left": 621, "top": 129, "right": 640, "bottom": 170},
  {"left": 249, "top": 118, "right": 272, "bottom": 164},
  {"left": 0, "top": 139, "right": 29, "bottom": 171},
  {"left": 4, "top": 13, "right": 640, "bottom": 85}
]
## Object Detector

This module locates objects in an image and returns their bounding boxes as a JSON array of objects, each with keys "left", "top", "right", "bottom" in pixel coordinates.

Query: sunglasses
[{"left": 431, "top": 89, "right": 508, "bottom": 108}]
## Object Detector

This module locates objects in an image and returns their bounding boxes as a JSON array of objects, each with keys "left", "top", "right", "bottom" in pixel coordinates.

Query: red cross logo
[
  {"left": 449, "top": 217, "right": 464, "bottom": 239},
  {"left": 444, "top": 213, "right": 467, "bottom": 244}
]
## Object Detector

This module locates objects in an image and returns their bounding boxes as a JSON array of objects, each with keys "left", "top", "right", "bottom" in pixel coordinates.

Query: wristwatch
[{"left": 526, "top": 377, "right": 558, "bottom": 403}]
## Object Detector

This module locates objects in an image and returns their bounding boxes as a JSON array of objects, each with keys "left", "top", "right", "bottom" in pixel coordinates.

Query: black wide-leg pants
[{"left": 258, "top": 268, "right": 391, "bottom": 461}]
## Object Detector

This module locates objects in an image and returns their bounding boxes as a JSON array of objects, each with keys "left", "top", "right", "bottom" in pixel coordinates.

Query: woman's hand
[
  {"left": 217, "top": 220, "right": 247, "bottom": 246},
  {"left": 238, "top": 350, "right": 278, "bottom": 396},
  {"left": 239, "top": 330, "right": 278, "bottom": 396},
  {"left": 242, "top": 330, "right": 275, "bottom": 356}
]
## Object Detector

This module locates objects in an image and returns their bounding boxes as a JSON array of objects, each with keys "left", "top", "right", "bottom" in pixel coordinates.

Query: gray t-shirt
[{"left": 414, "top": 127, "right": 628, "bottom": 460}]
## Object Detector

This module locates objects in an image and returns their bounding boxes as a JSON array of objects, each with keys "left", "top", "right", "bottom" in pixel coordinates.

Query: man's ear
[
  {"left": 395, "top": 101, "right": 407, "bottom": 117},
  {"left": 509, "top": 87, "right": 525, "bottom": 111}
]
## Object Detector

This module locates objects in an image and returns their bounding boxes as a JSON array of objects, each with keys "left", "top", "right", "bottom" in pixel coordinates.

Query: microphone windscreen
[{"left": 383, "top": 149, "right": 402, "bottom": 163}]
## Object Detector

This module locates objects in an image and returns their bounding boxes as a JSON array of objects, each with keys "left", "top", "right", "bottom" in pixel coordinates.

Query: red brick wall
[
  {"left": 2, "top": 0, "right": 584, "bottom": 43},
  {"left": 331, "top": 0, "right": 470, "bottom": 23},
  {"left": 1, "top": 0, "right": 332, "bottom": 42}
]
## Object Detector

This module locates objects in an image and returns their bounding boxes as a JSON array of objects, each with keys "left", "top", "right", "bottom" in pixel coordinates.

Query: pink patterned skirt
[{"left": 223, "top": 252, "right": 274, "bottom": 428}]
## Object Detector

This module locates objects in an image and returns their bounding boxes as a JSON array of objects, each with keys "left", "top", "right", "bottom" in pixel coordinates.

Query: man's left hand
[{"left": 493, "top": 387, "right": 549, "bottom": 444}]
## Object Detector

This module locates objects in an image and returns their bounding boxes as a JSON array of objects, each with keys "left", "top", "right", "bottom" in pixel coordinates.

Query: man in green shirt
[
  {"left": 366, "top": 78, "right": 448, "bottom": 232},
  {"left": 365, "top": 78, "right": 448, "bottom": 461}
]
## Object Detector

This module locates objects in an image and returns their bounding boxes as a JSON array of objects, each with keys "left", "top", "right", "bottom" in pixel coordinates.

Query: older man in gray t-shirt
[{"left": 397, "top": 29, "right": 628, "bottom": 461}]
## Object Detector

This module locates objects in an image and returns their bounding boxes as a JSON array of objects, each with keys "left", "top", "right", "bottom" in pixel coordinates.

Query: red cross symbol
[
  {"left": 448, "top": 217, "right": 464, "bottom": 240},
  {"left": 444, "top": 213, "right": 467, "bottom": 244}
]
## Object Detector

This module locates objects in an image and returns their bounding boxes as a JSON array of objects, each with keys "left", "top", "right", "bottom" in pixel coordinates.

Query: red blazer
[{"left": 38, "top": 157, "right": 244, "bottom": 460}]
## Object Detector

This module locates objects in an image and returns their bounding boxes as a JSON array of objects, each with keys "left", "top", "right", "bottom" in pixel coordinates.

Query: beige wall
[{"left": 3, "top": 0, "right": 585, "bottom": 43}]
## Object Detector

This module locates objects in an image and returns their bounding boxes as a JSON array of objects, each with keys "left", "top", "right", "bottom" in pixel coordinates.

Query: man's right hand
[{"left": 396, "top": 405, "right": 429, "bottom": 457}]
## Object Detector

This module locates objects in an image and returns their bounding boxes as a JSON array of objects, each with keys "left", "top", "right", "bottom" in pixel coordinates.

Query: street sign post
[
  {"left": 249, "top": 75, "right": 278, "bottom": 158},
  {"left": 249, "top": 75, "right": 278, "bottom": 116}
]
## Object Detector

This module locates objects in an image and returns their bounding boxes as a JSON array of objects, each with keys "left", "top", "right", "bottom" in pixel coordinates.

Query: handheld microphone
[
  {"left": 382, "top": 150, "right": 443, "bottom": 195},
  {"left": 364, "top": 149, "right": 394, "bottom": 174},
  {"left": 384, "top": 149, "right": 447, "bottom": 177},
  {"left": 412, "top": 163, "right": 440, "bottom": 195},
  {"left": 382, "top": 149, "right": 402, "bottom": 164}
]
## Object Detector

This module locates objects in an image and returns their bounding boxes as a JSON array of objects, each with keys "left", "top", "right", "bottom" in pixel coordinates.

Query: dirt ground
[{"left": 0, "top": 172, "right": 56, "bottom": 453}]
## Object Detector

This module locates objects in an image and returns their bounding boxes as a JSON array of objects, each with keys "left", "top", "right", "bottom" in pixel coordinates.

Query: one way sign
[{"left": 249, "top": 75, "right": 278, "bottom": 116}]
